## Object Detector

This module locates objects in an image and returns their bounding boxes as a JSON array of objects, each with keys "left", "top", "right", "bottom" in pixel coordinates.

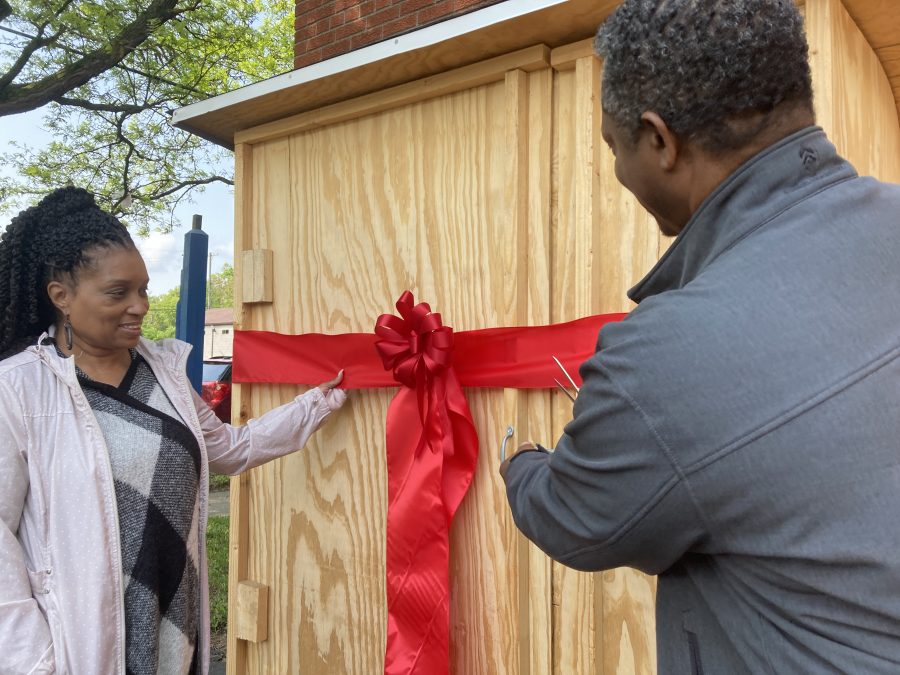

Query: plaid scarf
[{"left": 73, "top": 350, "right": 201, "bottom": 675}]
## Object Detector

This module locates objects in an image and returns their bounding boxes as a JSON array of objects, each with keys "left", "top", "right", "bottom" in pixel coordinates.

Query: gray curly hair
[{"left": 595, "top": 0, "right": 813, "bottom": 153}]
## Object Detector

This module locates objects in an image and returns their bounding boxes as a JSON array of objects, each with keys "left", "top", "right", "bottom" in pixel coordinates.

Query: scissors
[{"left": 552, "top": 355, "right": 579, "bottom": 404}]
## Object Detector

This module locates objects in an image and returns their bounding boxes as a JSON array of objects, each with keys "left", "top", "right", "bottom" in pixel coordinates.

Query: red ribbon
[
  {"left": 374, "top": 291, "right": 478, "bottom": 674},
  {"left": 233, "top": 314, "right": 626, "bottom": 389},
  {"left": 232, "top": 297, "right": 626, "bottom": 674}
]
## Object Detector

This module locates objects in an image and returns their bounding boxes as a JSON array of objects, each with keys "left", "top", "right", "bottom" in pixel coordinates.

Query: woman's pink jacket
[{"left": 0, "top": 335, "right": 343, "bottom": 674}]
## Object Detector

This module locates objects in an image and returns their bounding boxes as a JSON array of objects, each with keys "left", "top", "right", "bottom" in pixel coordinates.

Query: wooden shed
[{"left": 172, "top": 1, "right": 900, "bottom": 673}]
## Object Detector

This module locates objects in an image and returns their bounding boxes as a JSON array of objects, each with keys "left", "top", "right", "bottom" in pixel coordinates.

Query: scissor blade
[
  {"left": 554, "top": 378, "right": 577, "bottom": 403},
  {"left": 552, "top": 355, "right": 580, "bottom": 393}
]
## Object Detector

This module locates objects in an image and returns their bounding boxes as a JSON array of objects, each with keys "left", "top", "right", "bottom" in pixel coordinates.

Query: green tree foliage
[
  {"left": 142, "top": 285, "right": 179, "bottom": 341},
  {"left": 0, "top": 0, "right": 292, "bottom": 233},
  {"left": 144, "top": 263, "right": 233, "bottom": 340}
]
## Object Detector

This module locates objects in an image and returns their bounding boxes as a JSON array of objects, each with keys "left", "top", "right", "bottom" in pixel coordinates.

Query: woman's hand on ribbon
[{"left": 317, "top": 369, "right": 347, "bottom": 411}]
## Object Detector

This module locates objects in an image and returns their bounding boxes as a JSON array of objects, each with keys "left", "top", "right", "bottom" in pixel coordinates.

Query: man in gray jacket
[{"left": 501, "top": 1, "right": 900, "bottom": 672}]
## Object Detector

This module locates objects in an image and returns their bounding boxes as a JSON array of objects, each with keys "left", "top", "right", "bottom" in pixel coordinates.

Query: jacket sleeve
[
  {"left": 0, "top": 380, "right": 55, "bottom": 674},
  {"left": 196, "top": 386, "right": 347, "bottom": 476},
  {"left": 503, "top": 356, "right": 706, "bottom": 575}
]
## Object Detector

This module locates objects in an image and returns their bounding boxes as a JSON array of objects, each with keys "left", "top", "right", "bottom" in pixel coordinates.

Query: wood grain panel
[
  {"left": 550, "top": 61, "right": 601, "bottom": 675},
  {"left": 450, "top": 391, "right": 521, "bottom": 675},
  {"left": 550, "top": 48, "right": 663, "bottom": 674},
  {"left": 240, "top": 130, "right": 390, "bottom": 675},
  {"left": 235, "top": 45, "right": 550, "bottom": 146},
  {"left": 522, "top": 65, "right": 555, "bottom": 675},
  {"left": 503, "top": 67, "right": 534, "bottom": 675},
  {"left": 842, "top": 0, "right": 900, "bottom": 51},
  {"left": 878, "top": 44, "right": 900, "bottom": 67},
  {"left": 586, "top": 45, "right": 663, "bottom": 672},
  {"left": 238, "top": 78, "right": 552, "bottom": 673},
  {"left": 226, "top": 142, "right": 254, "bottom": 675},
  {"left": 808, "top": 0, "right": 900, "bottom": 182},
  {"left": 550, "top": 38, "right": 595, "bottom": 72},
  {"left": 414, "top": 79, "right": 524, "bottom": 675}
]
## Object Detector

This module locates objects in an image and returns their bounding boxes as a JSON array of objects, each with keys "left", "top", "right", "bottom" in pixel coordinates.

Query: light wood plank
[
  {"left": 876, "top": 44, "right": 900, "bottom": 66},
  {"left": 551, "top": 38, "right": 595, "bottom": 71},
  {"left": 842, "top": 0, "right": 900, "bottom": 51},
  {"left": 551, "top": 48, "right": 663, "bottom": 674},
  {"left": 240, "top": 78, "right": 546, "bottom": 674},
  {"left": 507, "top": 67, "right": 533, "bottom": 675},
  {"left": 808, "top": 0, "right": 900, "bottom": 183},
  {"left": 550, "top": 56, "right": 603, "bottom": 675},
  {"left": 235, "top": 45, "right": 551, "bottom": 146},
  {"left": 524, "top": 65, "right": 555, "bottom": 675},
  {"left": 226, "top": 142, "right": 254, "bottom": 675},
  {"left": 234, "top": 581, "right": 269, "bottom": 643},
  {"left": 587, "top": 42, "right": 662, "bottom": 673},
  {"left": 240, "top": 249, "right": 273, "bottom": 304}
]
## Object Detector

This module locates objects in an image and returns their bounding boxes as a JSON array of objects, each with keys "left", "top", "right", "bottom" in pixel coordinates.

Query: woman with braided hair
[{"left": 0, "top": 186, "right": 346, "bottom": 674}]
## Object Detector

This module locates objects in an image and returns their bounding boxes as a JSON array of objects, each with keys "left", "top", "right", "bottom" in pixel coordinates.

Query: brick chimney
[{"left": 295, "top": 0, "right": 504, "bottom": 69}]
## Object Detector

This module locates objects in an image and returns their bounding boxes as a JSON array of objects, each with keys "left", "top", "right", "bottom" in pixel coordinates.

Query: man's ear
[
  {"left": 640, "top": 111, "right": 680, "bottom": 171},
  {"left": 46, "top": 280, "right": 71, "bottom": 315}
]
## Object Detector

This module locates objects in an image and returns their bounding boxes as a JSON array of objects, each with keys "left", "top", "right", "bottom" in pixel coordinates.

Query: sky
[{"left": 0, "top": 108, "right": 235, "bottom": 295}]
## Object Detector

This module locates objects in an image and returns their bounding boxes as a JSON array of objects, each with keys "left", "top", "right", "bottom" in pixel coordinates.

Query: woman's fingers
[
  {"left": 318, "top": 370, "right": 347, "bottom": 411},
  {"left": 318, "top": 369, "right": 344, "bottom": 391}
]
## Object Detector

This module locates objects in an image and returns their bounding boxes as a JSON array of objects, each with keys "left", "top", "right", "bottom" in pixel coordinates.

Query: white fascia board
[{"left": 171, "top": 0, "right": 568, "bottom": 127}]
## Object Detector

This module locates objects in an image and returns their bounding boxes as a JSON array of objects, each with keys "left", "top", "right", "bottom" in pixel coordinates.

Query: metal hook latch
[{"left": 500, "top": 426, "right": 515, "bottom": 461}]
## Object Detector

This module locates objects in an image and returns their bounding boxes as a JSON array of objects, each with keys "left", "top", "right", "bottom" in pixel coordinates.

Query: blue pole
[{"left": 176, "top": 214, "right": 208, "bottom": 392}]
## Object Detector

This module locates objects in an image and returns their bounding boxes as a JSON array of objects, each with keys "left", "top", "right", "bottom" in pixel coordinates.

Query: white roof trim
[{"left": 171, "top": 0, "right": 568, "bottom": 127}]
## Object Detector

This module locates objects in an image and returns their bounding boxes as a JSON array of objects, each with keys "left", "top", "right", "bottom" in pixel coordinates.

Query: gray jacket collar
[{"left": 628, "top": 127, "right": 857, "bottom": 303}]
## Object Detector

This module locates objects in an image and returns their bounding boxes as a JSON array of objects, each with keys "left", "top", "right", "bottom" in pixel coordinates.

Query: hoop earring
[{"left": 64, "top": 315, "right": 74, "bottom": 351}]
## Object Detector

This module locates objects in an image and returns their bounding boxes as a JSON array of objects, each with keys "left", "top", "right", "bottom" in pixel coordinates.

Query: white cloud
[{"left": 135, "top": 231, "right": 183, "bottom": 294}]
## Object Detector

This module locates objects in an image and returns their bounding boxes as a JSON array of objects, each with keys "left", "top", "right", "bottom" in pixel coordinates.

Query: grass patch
[
  {"left": 206, "top": 515, "right": 230, "bottom": 640},
  {"left": 209, "top": 473, "right": 231, "bottom": 491}
]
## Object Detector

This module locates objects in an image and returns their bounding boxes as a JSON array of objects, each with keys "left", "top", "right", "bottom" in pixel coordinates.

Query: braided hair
[{"left": 0, "top": 187, "right": 136, "bottom": 357}]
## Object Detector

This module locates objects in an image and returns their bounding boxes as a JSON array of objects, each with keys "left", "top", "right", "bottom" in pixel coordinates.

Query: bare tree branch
[
  {"left": 0, "top": 0, "right": 183, "bottom": 116},
  {"left": 0, "top": 0, "right": 77, "bottom": 90},
  {"left": 0, "top": 25, "right": 37, "bottom": 40},
  {"left": 0, "top": 31, "right": 58, "bottom": 91},
  {"left": 53, "top": 96, "right": 150, "bottom": 114},
  {"left": 0, "top": 23, "right": 215, "bottom": 102},
  {"left": 0, "top": 0, "right": 289, "bottom": 234},
  {"left": 0, "top": 0, "right": 12, "bottom": 21},
  {"left": 150, "top": 175, "right": 233, "bottom": 201}
]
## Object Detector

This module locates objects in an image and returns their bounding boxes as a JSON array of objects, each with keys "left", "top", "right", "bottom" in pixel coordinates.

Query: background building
[{"left": 204, "top": 307, "right": 234, "bottom": 358}]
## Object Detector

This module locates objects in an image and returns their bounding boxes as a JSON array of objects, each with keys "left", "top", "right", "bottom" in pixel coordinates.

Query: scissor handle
[{"left": 500, "top": 426, "right": 515, "bottom": 461}]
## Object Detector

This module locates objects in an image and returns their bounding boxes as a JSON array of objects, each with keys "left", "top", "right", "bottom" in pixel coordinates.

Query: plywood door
[
  {"left": 235, "top": 73, "right": 555, "bottom": 673},
  {"left": 228, "top": 42, "right": 674, "bottom": 674}
]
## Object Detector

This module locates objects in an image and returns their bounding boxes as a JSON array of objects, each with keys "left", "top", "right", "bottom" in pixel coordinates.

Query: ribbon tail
[
  {"left": 384, "top": 386, "right": 452, "bottom": 675},
  {"left": 440, "top": 368, "right": 479, "bottom": 520}
]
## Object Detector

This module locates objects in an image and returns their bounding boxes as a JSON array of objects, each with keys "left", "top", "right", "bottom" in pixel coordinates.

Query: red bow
[
  {"left": 375, "top": 291, "right": 453, "bottom": 388},
  {"left": 375, "top": 292, "right": 478, "bottom": 674}
]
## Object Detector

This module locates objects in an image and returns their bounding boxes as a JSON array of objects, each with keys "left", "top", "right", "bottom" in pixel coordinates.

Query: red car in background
[{"left": 201, "top": 358, "right": 232, "bottom": 424}]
